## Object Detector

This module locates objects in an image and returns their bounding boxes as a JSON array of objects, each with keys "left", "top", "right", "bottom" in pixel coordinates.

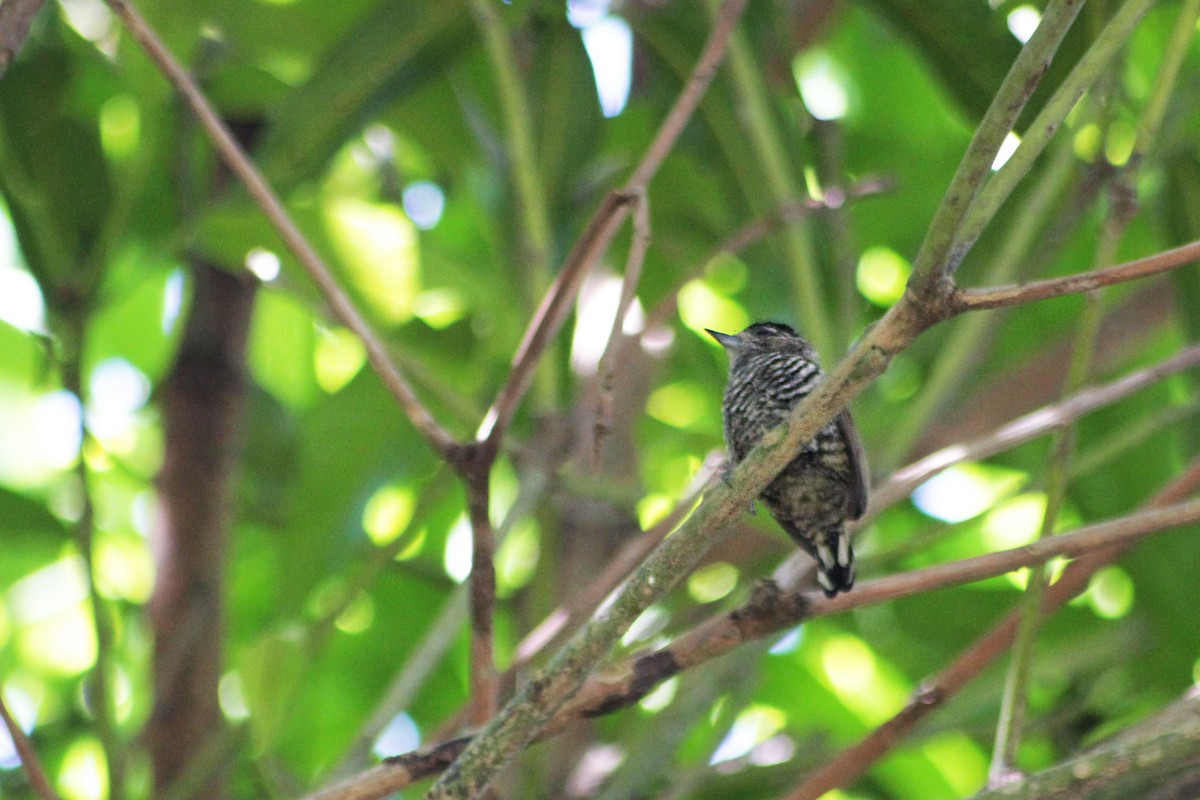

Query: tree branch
[
  {"left": 475, "top": 0, "right": 749, "bottom": 450},
  {"left": 952, "top": 238, "right": 1200, "bottom": 312},
  {"left": 102, "top": 0, "right": 461, "bottom": 462}
]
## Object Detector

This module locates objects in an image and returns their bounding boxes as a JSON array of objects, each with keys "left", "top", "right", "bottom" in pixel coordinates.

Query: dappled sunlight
[
  {"left": 401, "top": 181, "right": 446, "bottom": 230},
  {"left": 323, "top": 198, "right": 419, "bottom": 325},
  {"left": 992, "top": 131, "right": 1022, "bottom": 170},
  {"left": 981, "top": 492, "right": 1049, "bottom": 550},
  {"left": 496, "top": 519, "right": 540, "bottom": 594},
  {"left": 679, "top": 280, "right": 749, "bottom": 340},
  {"left": 922, "top": 731, "right": 988, "bottom": 795},
  {"left": 373, "top": 712, "right": 420, "bottom": 759},
  {"left": 218, "top": 671, "right": 250, "bottom": 721},
  {"left": 646, "top": 381, "right": 707, "bottom": 429},
  {"left": 443, "top": 514, "right": 472, "bottom": 584},
  {"left": 912, "top": 462, "right": 1026, "bottom": 524},
  {"left": 687, "top": 561, "right": 739, "bottom": 603},
  {"left": 412, "top": 287, "right": 466, "bottom": 329},
  {"left": 569, "top": 1, "right": 632, "bottom": 118},
  {"left": 314, "top": 325, "right": 367, "bottom": 394},
  {"left": 794, "top": 50, "right": 853, "bottom": 121},
  {"left": 334, "top": 592, "right": 375, "bottom": 634},
  {"left": 856, "top": 246, "right": 911, "bottom": 307},
  {"left": 710, "top": 704, "right": 788, "bottom": 765},
  {"left": 639, "top": 675, "right": 678, "bottom": 713},
  {"left": 1007, "top": 5, "right": 1042, "bottom": 43},
  {"left": 362, "top": 484, "right": 416, "bottom": 546},
  {"left": 816, "top": 633, "right": 907, "bottom": 726},
  {"left": 0, "top": 389, "right": 80, "bottom": 487},
  {"left": 98, "top": 95, "right": 139, "bottom": 162},
  {"left": 571, "top": 270, "right": 645, "bottom": 375},
  {"left": 1085, "top": 565, "right": 1135, "bottom": 619},
  {"left": 245, "top": 247, "right": 281, "bottom": 282},
  {"left": 57, "top": 737, "right": 107, "bottom": 800}
]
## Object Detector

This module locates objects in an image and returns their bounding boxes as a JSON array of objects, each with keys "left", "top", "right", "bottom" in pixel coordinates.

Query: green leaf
[
  {"left": 258, "top": 3, "right": 475, "bottom": 190},
  {"left": 0, "top": 486, "right": 67, "bottom": 588}
]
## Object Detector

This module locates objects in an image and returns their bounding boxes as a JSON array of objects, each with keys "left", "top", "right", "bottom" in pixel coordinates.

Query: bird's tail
[{"left": 814, "top": 527, "right": 855, "bottom": 598}]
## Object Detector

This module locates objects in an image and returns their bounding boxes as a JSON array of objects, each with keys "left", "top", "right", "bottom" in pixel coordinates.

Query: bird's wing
[{"left": 836, "top": 410, "right": 870, "bottom": 519}]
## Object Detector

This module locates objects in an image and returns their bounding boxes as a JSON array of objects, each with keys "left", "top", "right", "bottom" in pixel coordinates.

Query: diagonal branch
[{"left": 102, "top": 0, "right": 461, "bottom": 462}]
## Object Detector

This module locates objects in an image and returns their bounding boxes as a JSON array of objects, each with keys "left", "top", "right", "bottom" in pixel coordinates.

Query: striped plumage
[{"left": 707, "top": 322, "right": 868, "bottom": 597}]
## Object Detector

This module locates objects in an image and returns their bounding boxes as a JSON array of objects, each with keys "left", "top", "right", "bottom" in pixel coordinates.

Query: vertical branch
[
  {"left": 467, "top": 0, "right": 553, "bottom": 304},
  {"left": 592, "top": 191, "right": 651, "bottom": 470},
  {"left": 464, "top": 448, "right": 499, "bottom": 727},
  {"left": 954, "top": 0, "right": 1155, "bottom": 266},
  {"left": 149, "top": 263, "right": 256, "bottom": 799},
  {"left": 59, "top": 318, "right": 124, "bottom": 800}
]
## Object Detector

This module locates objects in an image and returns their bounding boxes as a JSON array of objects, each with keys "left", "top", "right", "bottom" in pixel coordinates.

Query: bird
[{"left": 707, "top": 322, "right": 868, "bottom": 597}]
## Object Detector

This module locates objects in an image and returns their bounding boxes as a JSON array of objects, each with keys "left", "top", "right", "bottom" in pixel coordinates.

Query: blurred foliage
[{"left": 1, "top": 1, "right": 1199, "bottom": 799}]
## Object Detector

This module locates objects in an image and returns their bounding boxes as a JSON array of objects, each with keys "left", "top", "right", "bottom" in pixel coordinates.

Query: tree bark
[{"left": 148, "top": 262, "right": 255, "bottom": 798}]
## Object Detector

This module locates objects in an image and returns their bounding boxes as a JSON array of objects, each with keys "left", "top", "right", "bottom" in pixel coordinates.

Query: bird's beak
[{"left": 705, "top": 328, "right": 738, "bottom": 348}]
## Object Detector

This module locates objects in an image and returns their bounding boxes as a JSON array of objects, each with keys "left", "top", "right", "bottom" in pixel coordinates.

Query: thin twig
[
  {"left": 476, "top": 0, "right": 750, "bottom": 450},
  {"left": 0, "top": 690, "right": 60, "bottom": 800},
  {"left": 103, "top": 0, "right": 461, "bottom": 462},
  {"left": 592, "top": 190, "right": 651, "bottom": 470},
  {"left": 467, "top": 0, "right": 552, "bottom": 306},
  {"left": 952, "top": 238, "right": 1200, "bottom": 311}
]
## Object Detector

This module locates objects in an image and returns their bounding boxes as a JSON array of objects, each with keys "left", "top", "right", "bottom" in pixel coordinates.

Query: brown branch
[
  {"left": 782, "top": 459, "right": 1200, "bottom": 800},
  {"left": 149, "top": 263, "right": 256, "bottom": 799},
  {"left": 102, "top": 0, "right": 461, "bottom": 463},
  {"left": 464, "top": 451, "right": 499, "bottom": 727},
  {"left": 864, "top": 343, "right": 1200, "bottom": 524},
  {"left": 952, "top": 238, "right": 1200, "bottom": 312},
  {"left": 0, "top": 690, "right": 60, "bottom": 800},
  {"left": 0, "top": 0, "right": 46, "bottom": 77},
  {"left": 475, "top": 0, "right": 749, "bottom": 451}
]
